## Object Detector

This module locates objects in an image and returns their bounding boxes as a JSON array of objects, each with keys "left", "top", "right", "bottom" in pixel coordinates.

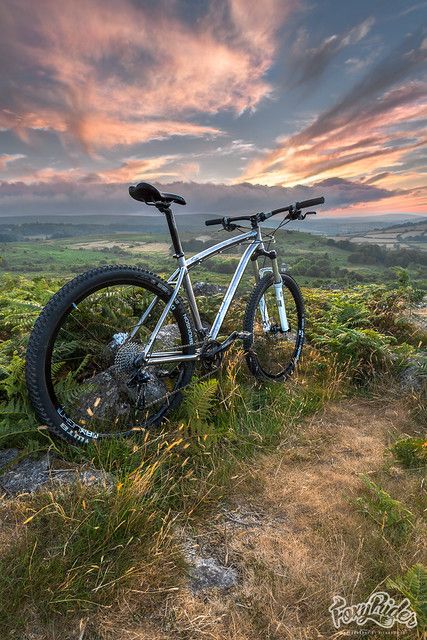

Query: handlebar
[
  {"left": 296, "top": 196, "right": 325, "bottom": 209},
  {"left": 205, "top": 217, "right": 225, "bottom": 226},
  {"left": 205, "top": 196, "right": 325, "bottom": 229}
]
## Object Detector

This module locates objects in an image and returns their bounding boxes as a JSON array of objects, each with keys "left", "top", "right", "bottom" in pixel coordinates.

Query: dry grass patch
[{"left": 119, "top": 394, "right": 424, "bottom": 640}]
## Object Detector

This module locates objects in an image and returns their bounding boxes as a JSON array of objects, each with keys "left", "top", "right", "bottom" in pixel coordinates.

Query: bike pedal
[{"left": 237, "top": 331, "right": 252, "bottom": 339}]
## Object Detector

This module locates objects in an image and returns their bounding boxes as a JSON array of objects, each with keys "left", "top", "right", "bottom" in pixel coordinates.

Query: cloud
[
  {"left": 0, "top": 175, "right": 398, "bottom": 217},
  {"left": 2, "top": 155, "right": 188, "bottom": 185},
  {"left": 0, "top": 154, "right": 25, "bottom": 170},
  {"left": 0, "top": 0, "right": 292, "bottom": 151},
  {"left": 291, "top": 17, "right": 375, "bottom": 85},
  {"left": 241, "top": 29, "right": 427, "bottom": 187}
]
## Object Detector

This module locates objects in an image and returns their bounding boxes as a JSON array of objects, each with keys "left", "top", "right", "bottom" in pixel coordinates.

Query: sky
[{"left": 0, "top": 0, "right": 426, "bottom": 217}]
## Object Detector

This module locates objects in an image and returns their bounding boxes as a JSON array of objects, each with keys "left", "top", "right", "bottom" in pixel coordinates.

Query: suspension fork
[
  {"left": 251, "top": 248, "right": 289, "bottom": 332},
  {"left": 271, "top": 254, "right": 289, "bottom": 332},
  {"left": 252, "top": 257, "right": 271, "bottom": 331}
]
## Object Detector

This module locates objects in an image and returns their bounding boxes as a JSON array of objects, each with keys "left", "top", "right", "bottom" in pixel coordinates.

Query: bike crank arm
[{"left": 202, "top": 331, "right": 252, "bottom": 358}]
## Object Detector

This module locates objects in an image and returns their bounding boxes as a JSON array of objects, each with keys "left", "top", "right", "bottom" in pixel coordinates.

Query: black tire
[
  {"left": 243, "top": 272, "right": 305, "bottom": 381},
  {"left": 26, "top": 266, "right": 196, "bottom": 444}
]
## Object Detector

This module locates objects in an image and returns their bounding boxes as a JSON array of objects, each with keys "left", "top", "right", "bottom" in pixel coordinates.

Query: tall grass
[{"left": 0, "top": 273, "right": 425, "bottom": 634}]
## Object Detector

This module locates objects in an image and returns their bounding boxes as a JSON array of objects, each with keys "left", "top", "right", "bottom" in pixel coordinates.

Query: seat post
[{"left": 163, "top": 207, "right": 184, "bottom": 259}]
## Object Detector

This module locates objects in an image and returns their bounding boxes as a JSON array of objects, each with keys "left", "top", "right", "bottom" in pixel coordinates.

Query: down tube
[{"left": 209, "top": 241, "right": 260, "bottom": 340}]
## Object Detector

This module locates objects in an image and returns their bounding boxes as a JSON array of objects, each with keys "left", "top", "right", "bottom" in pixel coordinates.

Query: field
[
  {"left": 334, "top": 219, "right": 427, "bottom": 252},
  {"left": 0, "top": 216, "right": 426, "bottom": 638},
  {"left": 1, "top": 216, "right": 426, "bottom": 291}
]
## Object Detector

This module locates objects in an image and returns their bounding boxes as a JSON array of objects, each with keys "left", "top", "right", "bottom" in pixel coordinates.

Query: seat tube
[
  {"left": 182, "top": 261, "right": 203, "bottom": 332},
  {"left": 165, "top": 208, "right": 203, "bottom": 333}
]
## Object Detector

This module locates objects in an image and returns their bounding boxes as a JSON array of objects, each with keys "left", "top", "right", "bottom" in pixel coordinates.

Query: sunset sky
[{"left": 0, "top": 0, "right": 426, "bottom": 217}]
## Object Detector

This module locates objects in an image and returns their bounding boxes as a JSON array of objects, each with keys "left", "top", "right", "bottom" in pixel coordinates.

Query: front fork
[{"left": 252, "top": 253, "right": 289, "bottom": 333}]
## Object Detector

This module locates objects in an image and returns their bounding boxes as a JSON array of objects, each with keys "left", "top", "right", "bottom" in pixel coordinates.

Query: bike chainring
[{"left": 200, "top": 339, "right": 224, "bottom": 372}]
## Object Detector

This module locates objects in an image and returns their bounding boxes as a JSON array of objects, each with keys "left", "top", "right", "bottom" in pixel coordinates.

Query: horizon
[{"left": 0, "top": 1, "right": 426, "bottom": 218}]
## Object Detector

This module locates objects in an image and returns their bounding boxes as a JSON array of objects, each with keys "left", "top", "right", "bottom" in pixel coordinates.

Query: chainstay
[
  {"left": 135, "top": 339, "right": 230, "bottom": 412},
  {"left": 138, "top": 361, "right": 225, "bottom": 412}
]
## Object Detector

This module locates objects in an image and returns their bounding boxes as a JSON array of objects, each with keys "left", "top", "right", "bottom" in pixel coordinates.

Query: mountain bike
[{"left": 26, "top": 182, "right": 325, "bottom": 444}]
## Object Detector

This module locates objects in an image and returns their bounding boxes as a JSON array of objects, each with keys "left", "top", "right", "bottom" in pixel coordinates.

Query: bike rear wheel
[
  {"left": 26, "top": 266, "right": 196, "bottom": 444},
  {"left": 243, "top": 273, "right": 304, "bottom": 380}
]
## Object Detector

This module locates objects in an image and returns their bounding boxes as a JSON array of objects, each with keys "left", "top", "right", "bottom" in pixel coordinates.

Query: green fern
[
  {"left": 387, "top": 564, "right": 427, "bottom": 630},
  {"left": 181, "top": 379, "right": 219, "bottom": 447},
  {"left": 356, "top": 476, "right": 415, "bottom": 543},
  {"left": 182, "top": 378, "right": 218, "bottom": 423},
  {"left": 391, "top": 437, "right": 427, "bottom": 468}
]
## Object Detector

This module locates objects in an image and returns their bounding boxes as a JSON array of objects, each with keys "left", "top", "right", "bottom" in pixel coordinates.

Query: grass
[
  {"left": 164, "top": 391, "right": 426, "bottom": 640},
  {"left": 391, "top": 437, "right": 427, "bottom": 468},
  {"left": 1, "top": 226, "right": 426, "bottom": 290},
  {"left": 356, "top": 476, "right": 415, "bottom": 544},
  {"left": 0, "top": 262, "right": 426, "bottom": 637},
  {"left": 0, "top": 346, "right": 346, "bottom": 635}
]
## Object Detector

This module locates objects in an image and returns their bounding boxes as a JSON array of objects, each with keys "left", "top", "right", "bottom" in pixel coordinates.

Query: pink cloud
[
  {"left": 0, "top": 154, "right": 25, "bottom": 170},
  {"left": 240, "top": 84, "right": 427, "bottom": 188},
  {"left": 0, "top": 0, "right": 292, "bottom": 151},
  {"left": 240, "top": 28, "right": 427, "bottom": 196}
]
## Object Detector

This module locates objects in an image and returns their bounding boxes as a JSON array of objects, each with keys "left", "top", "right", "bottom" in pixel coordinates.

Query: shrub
[
  {"left": 390, "top": 437, "right": 427, "bottom": 468},
  {"left": 356, "top": 477, "right": 415, "bottom": 544},
  {"left": 387, "top": 564, "right": 427, "bottom": 630}
]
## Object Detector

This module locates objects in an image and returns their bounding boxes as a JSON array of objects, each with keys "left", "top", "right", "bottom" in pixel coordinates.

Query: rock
[
  {"left": 193, "top": 282, "right": 227, "bottom": 296},
  {"left": 76, "top": 368, "right": 129, "bottom": 421},
  {"left": 49, "top": 467, "right": 114, "bottom": 489},
  {"left": 399, "top": 355, "right": 427, "bottom": 391},
  {"left": 188, "top": 555, "right": 238, "bottom": 593},
  {"left": 0, "top": 452, "right": 115, "bottom": 496},
  {"left": 0, "top": 454, "right": 51, "bottom": 494},
  {"left": 183, "top": 538, "right": 238, "bottom": 593},
  {"left": 76, "top": 363, "right": 167, "bottom": 423},
  {"left": 410, "top": 297, "right": 427, "bottom": 332},
  {"left": 156, "top": 324, "right": 181, "bottom": 349},
  {"left": 222, "top": 505, "right": 264, "bottom": 528},
  {"left": 0, "top": 448, "right": 19, "bottom": 471},
  {"left": 221, "top": 504, "right": 288, "bottom": 530}
]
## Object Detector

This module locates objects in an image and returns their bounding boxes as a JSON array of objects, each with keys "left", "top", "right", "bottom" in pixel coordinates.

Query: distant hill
[
  {"left": 282, "top": 213, "right": 427, "bottom": 237},
  {"left": 332, "top": 218, "right": 427, "bottom": 252}
]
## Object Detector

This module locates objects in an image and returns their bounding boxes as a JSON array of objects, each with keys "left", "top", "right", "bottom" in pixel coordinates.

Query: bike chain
[{"left": 133, "top": 337, "right": 243, "bottom": 413}]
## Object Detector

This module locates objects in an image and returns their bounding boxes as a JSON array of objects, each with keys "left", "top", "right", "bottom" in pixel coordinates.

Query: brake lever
[
  {"left": 298, "top": 210, "right": 317, "bottom": 220},
  {"left": 222, "top": 218, "right": 237, "bottom": 231}
]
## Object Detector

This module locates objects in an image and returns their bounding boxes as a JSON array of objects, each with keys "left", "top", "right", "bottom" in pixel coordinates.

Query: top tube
[{"left": 168, "top": 229, "right": 257, "bottom": 281}]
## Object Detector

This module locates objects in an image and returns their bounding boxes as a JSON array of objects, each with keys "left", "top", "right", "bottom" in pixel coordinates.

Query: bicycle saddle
[{"left": 129, "top": 182, "right": 186, "bottom": 206}]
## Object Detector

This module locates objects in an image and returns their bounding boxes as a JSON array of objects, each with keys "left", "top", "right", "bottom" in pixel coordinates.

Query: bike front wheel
[
  {"left": 243, "top": 273, "right": 305, "bottom": 381},
  {"left": 26, "top": 266, "right": 196, "bottom": 444}
]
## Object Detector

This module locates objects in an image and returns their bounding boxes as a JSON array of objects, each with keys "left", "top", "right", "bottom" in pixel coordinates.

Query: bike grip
[
  {"left": 296, "top": 196, "right": 325, "bottom": 209},
  {"left": 205, "top": 217, "right": 224, "bottom": 226}
]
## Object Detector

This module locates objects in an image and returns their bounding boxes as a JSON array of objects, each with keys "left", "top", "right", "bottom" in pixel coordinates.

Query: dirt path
[{"left": 104, "top": 395, "right": 422, "bottom": 640}]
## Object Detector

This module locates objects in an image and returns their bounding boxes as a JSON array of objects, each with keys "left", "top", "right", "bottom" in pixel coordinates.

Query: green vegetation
[
  {"left": 356, "top": 476, "right": 415, "bottom": 544},
  {"left": 1, "top": 217, "right": 426, "bottom": 290},
  {"left": 388, "top": 564, "right": 427, "bottom": 630},
  {"left": 0, "top": 220, "right": 426, "bottom": 637},
  {"left": 391, "top": 437, "right": 427, "bottom": 468}
]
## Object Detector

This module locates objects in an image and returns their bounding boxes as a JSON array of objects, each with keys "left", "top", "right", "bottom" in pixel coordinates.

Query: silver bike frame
[{"left": 131, "top": 227, "right": 265, "bottom": 365}]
